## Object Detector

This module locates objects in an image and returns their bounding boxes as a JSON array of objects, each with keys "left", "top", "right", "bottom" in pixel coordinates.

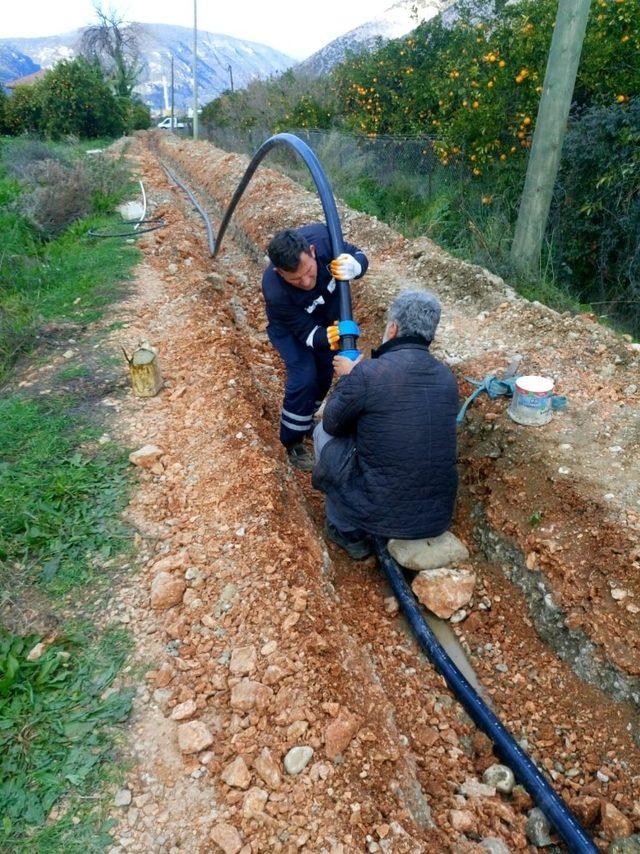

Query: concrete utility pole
[
  {"left": 510, "top": 0, "right": 592, "bottom": 278},
  {"left": 170, "top": 54, "right": 175, "bottom": 130},
  {"left": 192, "top": 0, "right": 199, "bottom": 140}
]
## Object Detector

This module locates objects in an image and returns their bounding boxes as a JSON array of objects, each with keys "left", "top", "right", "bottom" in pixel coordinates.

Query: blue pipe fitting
[{"left": 338, "top": 320, "right": 360, "bottom": 338}]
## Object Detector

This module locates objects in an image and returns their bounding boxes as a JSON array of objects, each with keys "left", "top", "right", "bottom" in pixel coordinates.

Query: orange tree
[
  {"left": 331, "top": 0, "right": 640, "bottom": 181},
  {"left": 39, "top": 59, "right": 125, "bottom": 139},
  {"left": 4, "top": 83, "right": 45, "bottom": 136}
]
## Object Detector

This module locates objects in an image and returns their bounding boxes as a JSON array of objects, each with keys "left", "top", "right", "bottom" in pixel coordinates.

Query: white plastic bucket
[{"left": 508, "top": 375, "right": 554, "bottom": 426}]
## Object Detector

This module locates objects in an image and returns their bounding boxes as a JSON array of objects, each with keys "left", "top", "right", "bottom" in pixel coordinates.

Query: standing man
[
  {"left": 313, "top": 290, "right": 458, "bottom": 558},
  {"left": 262, "top": 223, "right": 368, "bottom": 471}
]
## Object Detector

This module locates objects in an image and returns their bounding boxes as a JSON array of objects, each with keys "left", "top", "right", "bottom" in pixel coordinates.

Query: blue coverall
[{"left": 261, "top": 223, "right": 368, "bottom": 447}]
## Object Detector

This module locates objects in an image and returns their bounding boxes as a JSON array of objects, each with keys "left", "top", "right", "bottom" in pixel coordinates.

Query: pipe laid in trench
[
  {"left": 160, "top": 161, "right": 216, "bottom": 256},
  {"left": 374, "top": 538, "right": 597, "bottom": 853}
]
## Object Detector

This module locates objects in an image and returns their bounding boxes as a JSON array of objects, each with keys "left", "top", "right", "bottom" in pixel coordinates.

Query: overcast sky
[{"left": 0, "top": 0, "right": 397, "bottom": 59}]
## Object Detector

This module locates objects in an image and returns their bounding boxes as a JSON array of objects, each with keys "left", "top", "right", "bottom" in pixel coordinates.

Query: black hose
[
  {"left": 212, "top": 132, "right": 357, "bottom": 352},
  {"left": 374, "top": 538, "right": 598, "bottom": 853},
  {"left": 160, "top": 162, "right": 215, "bottom": 256},
  {"left": 87, "top": 218, "right": 166, "bottom": 238}
]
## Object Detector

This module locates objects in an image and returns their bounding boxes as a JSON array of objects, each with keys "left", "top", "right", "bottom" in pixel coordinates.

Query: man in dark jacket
[
  {"left": 312, "top": 290, "right": 458, "bottom": 559},
  {"left": 263, "top": 224, "right": 368, "bottom": 471}
]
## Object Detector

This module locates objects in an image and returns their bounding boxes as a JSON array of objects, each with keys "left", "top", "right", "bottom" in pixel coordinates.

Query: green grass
[
  {"left": 0, "top": 625, "right": 133, "bottom": 852},
  {"left": 0, "top": 140, "right": 139, "bottom": 383},
  {"left": 0, "top": 138, "right": 140, "bottom": 850},
  {"left": 0, "top": 395, "right": 132, "bottom": 596},
  {"left": 340, "top": 172, "right": 596, "bottom": 319}
]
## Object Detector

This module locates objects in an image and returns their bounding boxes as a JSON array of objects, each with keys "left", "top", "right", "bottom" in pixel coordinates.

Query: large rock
[
  {"left": 412, "top": 567, "right": 476, "bottom": 619},
  {"left": 483, "top": 764, "right": 516, "bottom": 795},
  {"left": 150, "top": 572, "right": 186, "bottom": 609},
  {"left": 284, "top": 746, "right": 314, "bottom": 775},
  {"left": 129, "top": 444, "right": 164, "bottom": 469},
  {"left": 221, "top": 755, "right": 251, "bottom": 789},
  {"left": 243, "top": 786, "right": 268, "bottom": 818},
  {"left": 525, "top": 808, "right": 552, "bottom": 847},
  {"left": 460, "top": 777, "right": 496, "bottom": 798},
  {"left": 170, "top": 699, "right": 197, "bottom": 721},
  {"left": 210, "top": 822, "right": 242, "bottom": 854},
  {"left": 254, "top": 747, "right": 282, "bottom": 789},
  {"left": 388, "top": 532, "right": 469, "bottom": 571},
  {"left": 177, "top": 720, "right": 214, "bottom": 754},
  {"left": 229, "top": 645, "right": 257, "bottom": 675},
  {"left": 480, "top": 839, "right": 511, "bottom": 853},
  {"left": 449, "top": 809, "right": 476, "bottom": 833},
  {"left": 601, "top": 803, "right": 634, "bottom": 840},
  {"left": 229, "top": 679, "right": 273, "bottom": 712},
  {"left": 568, "top": 795, "right": 601, "bottom": 828},
  {"left": 324, "top": 709, "right": 359, "bottom": 760},
  {"left": 609, "top": 836, "right": 640, "bottom": 853}
]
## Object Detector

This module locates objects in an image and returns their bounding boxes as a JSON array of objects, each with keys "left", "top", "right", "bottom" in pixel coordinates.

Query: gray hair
[{"left": 388, "top": 290, "right": 441, "bottom": 341}]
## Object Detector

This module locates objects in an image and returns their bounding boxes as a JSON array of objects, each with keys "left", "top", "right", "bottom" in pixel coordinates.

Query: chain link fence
[{"left": 199, "top": 125, "right": 470, "bottom": 228}]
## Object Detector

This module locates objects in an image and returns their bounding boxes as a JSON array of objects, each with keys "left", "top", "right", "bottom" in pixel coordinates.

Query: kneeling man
[{"left": 312, "top": 290, "right": 458, "bottom": 559}]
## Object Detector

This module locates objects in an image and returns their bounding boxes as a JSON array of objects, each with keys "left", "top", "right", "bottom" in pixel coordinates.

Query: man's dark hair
[{"left": 267, "top": 229, "right": 311, "bottom": 271}]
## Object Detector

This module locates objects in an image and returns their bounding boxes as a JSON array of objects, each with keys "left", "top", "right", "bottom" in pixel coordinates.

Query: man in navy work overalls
[{"left": 262, "top": 224, "right": 368, "bottom": 471}]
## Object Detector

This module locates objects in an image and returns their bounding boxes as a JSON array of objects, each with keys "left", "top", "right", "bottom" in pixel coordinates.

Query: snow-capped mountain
[
  {"left": 297, "top": 0, "right": 453, "bottom": 77},
  {"left": 0, "top": 24, "right": 295, "bottom": 110}
]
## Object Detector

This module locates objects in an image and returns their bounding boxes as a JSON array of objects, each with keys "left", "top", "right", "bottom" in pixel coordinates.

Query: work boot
[
  {"left": 286, "top": 442, "right": 315, "bottom": 472},
  {"left": 324, "top": 520, "right": 373, "bottom": 560}
]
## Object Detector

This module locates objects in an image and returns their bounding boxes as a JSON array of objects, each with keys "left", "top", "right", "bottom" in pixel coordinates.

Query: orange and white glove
[
  {"left": 327, "top": 321, "right": 340, "bottom": 351},
  {"left": 330, "top": 253, "right": 362, "bottom": 281}
]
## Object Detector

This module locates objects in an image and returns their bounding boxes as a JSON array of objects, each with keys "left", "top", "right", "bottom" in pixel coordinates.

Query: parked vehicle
[{"left": 156, "top": 117, "right": 186, "bottom": 129}]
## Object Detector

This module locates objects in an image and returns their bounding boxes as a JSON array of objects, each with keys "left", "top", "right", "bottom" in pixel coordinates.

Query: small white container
[{"left": 508, "top": 375, "right": 554, "bottom": 426}]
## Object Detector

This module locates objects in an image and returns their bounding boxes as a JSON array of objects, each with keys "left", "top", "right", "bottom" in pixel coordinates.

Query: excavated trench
[{"left": 103, "top": 133, "right": 640, "bottom": 853}]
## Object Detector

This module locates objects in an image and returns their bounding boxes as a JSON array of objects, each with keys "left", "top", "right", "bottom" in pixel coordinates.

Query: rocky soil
[{"left": 89, "top": 132, "right": 640, "bottom": 853}]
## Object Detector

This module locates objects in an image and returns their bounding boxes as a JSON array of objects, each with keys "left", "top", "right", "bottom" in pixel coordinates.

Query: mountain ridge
[{"left": 0, "top": 23, "right": 295, "bottom": 110}]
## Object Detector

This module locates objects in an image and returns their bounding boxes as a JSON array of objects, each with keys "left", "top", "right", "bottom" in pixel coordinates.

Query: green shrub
[
  {"left": 127, "top": 97, "right": 152, "bottom": 131},
  {"left": 39, "top": 58, "right": 126, "bottom": 139},
  {"left": 551, "top": 99, "right": 640, "bottom": 329},
  {"left": 4, "top": 83, "right": 44, "bottom": 136}
]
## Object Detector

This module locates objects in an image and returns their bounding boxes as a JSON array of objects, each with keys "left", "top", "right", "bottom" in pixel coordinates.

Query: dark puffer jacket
[{"left": 312, "top": 336, "right": 459, "bottom": 539}]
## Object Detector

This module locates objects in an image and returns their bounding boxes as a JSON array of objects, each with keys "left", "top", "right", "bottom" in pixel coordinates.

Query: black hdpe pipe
[
  {"left": 212, "top": 132, "right": 358, "bottom": 356},
  {"left": 161, "top": 162, "right": 216, "bottom": 256},
  {"left": 375, "top": 538, "right": 597, "bottom": 853}
]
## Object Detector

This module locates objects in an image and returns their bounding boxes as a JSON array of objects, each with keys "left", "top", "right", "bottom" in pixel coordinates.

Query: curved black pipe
[
  {"left": 374, "top": 538, "right": 598, "bottom": 853},
  {"left": 212, "top": 133, "right": 357, "bottom": 352}
]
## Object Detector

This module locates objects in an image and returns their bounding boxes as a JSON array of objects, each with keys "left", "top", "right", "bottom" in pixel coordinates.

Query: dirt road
[{"left": 102, "top": 133, "right": 639, "bottom": 853}]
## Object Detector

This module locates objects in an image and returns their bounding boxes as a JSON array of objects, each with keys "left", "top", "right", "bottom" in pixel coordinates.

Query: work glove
[
  {"left": 327, "top": 320, "right": 340, "bottom": 351},
  {"left": 330, "top": 253, "right": 362, "bottom": 281}
]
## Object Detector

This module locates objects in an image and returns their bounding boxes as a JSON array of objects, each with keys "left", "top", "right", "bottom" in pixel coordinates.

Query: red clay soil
[{"left": 98, "top": 133, "right": 639, "bottom": 853}]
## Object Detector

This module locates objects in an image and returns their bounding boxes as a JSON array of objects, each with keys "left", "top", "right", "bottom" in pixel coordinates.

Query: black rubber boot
[
  {"left": 286, "top": 443, "right": 315, "bottom": 472},
  {"left": 324, "top": 520, "right": 373, "bottom": 560}
]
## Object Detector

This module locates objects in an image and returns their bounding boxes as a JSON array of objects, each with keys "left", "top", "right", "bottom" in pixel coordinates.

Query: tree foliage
[
  {"left": 331, "top": 0, "right": 639, "bottom": 174},
  {"left": 3, "top": 59, "right": 126, "bottom": 139},
  {"left": 4, "top": 84, "right": 44, "bottom": 136},
  {"left": 551, "top": 99, "right": 640, "bottom": 310},
  {"left": 40, "top": 58, "right": 126, "bottom": 139}
]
